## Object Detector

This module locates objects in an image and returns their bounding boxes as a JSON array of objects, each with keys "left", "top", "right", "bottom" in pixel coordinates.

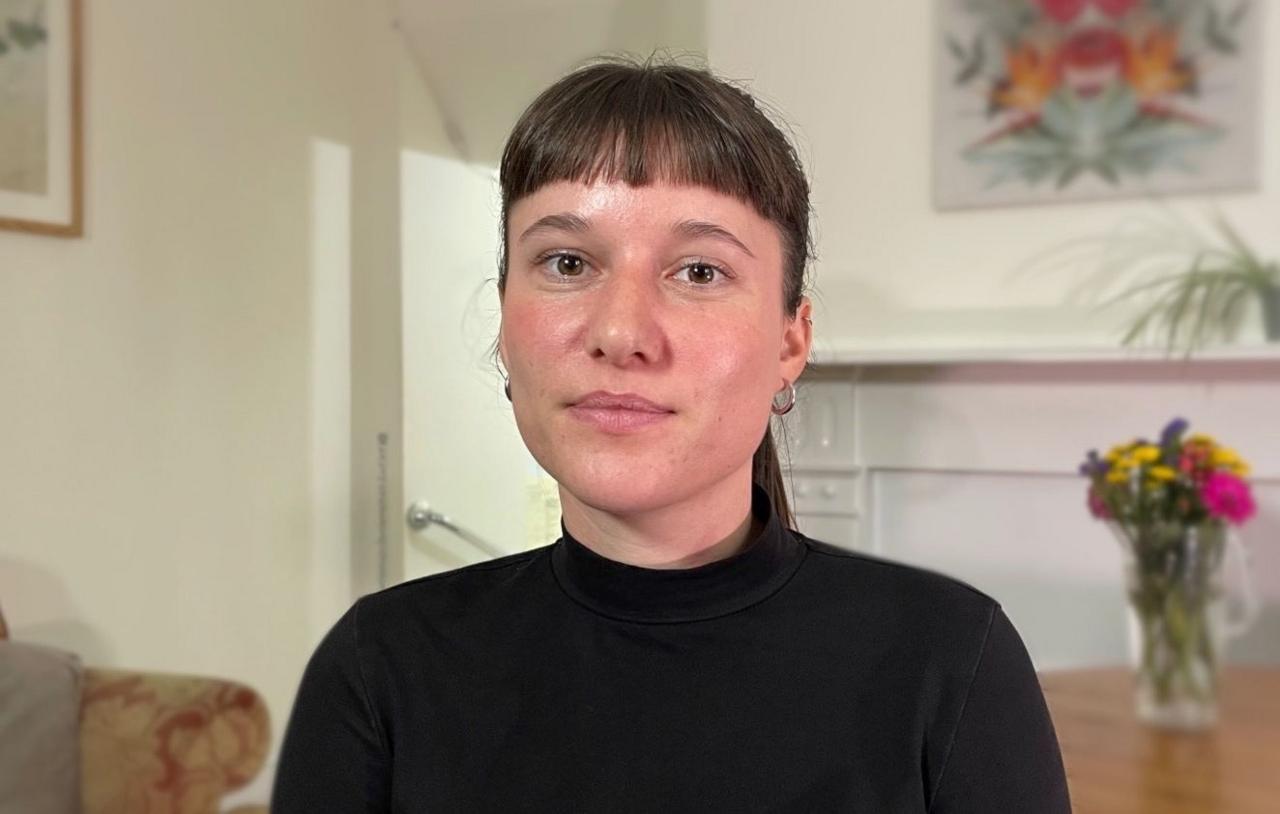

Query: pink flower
[
  {"left": 1038, "top": 0, "right": 1087, "bottom": 24},
  {"left": 1200, "top": 472, "right": 1256, "bottom": 526},
  {"left": 1087, "top": 485, "right": 1111, "bottom": 519},
  {"left": 1059, "top": 27, "right": 1130, "bottom": 96},
  {"left": 1036, "top": 0, "right": 1137, "bottom": 24}
]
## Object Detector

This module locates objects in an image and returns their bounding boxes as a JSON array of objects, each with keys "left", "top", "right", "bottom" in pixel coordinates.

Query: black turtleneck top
[{"left": 272, "top": 483, "right": 1071, "bottom": 812}]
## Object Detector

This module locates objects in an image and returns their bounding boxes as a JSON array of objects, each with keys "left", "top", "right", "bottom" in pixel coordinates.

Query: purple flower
[
  {"left": 1160, "top": 417, "right": 1189, "bottom": 464},
  {"left": 1200, "top": 471, "right": 1257, "bottom": 526},
  {"left": 1160, "top": 417, "right": 1189, "bottom": 447},
  {"left": 1079, "top": 449, "right": 1109, "bottom": 477}
]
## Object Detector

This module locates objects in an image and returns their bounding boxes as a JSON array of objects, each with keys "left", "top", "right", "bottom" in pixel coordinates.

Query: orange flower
[
  {"left": 993, "top": 41, "right": 1061, "bottom": 113},
  {"left": 1125, "top": 27, "right": 1192, "bottom": 99}
]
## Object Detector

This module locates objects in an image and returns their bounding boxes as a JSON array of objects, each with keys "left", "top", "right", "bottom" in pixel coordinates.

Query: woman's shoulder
[
  {"left": 793, "top": 532, "right": 1001, "bottom": 635},
  {"left": 799, "top": 532, "right": 995, "bottom": 598},
  {"left": 357, "top": 543, "right": 554, "bottom": 622}
]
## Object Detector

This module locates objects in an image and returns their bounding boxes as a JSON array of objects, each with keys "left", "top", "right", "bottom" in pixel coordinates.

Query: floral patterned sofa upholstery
[{"left": 0, "top": 605, "right": 271, "bottom": 814}]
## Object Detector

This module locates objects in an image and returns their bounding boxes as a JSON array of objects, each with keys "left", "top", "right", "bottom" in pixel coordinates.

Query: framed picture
[
  {"left": 0, "top": 0, "right": 82, "bottom": 236},
  {"left": 933, "top": 0, "right": 1262, "bottom": 210}
]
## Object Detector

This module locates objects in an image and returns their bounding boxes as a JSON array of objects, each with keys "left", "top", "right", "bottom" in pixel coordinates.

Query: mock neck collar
[{"left": 550, "top": 482, "right": 807, "bottom": 623}]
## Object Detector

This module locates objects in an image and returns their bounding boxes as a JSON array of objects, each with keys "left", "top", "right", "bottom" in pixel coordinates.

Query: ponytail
[{"left": 752, "top": 424, "right": 796, "bottom": 531}]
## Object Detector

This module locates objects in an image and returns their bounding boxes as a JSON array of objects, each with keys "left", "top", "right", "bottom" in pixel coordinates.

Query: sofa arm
[{"left": 79, "top": 668, "right": 270, "bottom": 814}]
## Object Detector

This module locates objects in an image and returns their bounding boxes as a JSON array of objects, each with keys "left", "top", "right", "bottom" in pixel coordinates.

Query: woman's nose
[{"left": 584, "top": 268, "right": 665, "bottom": 366}]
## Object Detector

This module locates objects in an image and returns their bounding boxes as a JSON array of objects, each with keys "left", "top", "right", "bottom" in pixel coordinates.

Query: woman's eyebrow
[
  {"left": 671, "top": 219, "right": 755, "bottom": 258},
  {"left": 519, "top": 212, "right": 591, "bottom": 243}
]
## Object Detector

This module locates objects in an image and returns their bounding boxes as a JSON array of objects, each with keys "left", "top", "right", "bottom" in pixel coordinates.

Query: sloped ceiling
[{"left": 395, "top": 0, "right": 706, "bottom": 165}]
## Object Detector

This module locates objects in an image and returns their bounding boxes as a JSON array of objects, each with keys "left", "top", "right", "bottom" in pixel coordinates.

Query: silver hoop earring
[
  {"left": 503, "top": 376, "right": 511, "bottom": 402},
  {"left": 771, "top": 380, "right": 796, "bottom": 416}
]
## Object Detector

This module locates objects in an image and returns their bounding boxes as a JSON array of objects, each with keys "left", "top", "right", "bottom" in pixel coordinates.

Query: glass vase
[{"left": 1108, "top": 520, "right": 1258, "bottom": 730}]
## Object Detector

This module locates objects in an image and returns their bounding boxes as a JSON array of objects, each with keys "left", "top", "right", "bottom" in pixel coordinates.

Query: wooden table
[{"left": 1039, "top": 667, "right": 1280, "bottom": 813}]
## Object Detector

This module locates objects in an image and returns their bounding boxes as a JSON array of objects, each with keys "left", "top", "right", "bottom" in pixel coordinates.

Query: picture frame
[
  {"left": 0, "top": 0, "right": 82, "bottom": 236},
  {"left": 933, "top": 0, "right": 1262, "bottom": 210}
]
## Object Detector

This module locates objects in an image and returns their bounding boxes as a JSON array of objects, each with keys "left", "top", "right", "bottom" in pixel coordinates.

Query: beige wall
[{"left": 0, "top": 0, "right": 401, "bottom": 748}]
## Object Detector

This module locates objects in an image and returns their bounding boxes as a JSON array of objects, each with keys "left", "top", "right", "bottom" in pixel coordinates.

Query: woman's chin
[{"left": 554, "top": 473, "right": 677, "bottom": 516}]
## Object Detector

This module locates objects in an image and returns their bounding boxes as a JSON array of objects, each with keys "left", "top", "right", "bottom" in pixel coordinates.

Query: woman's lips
[
  {"left": 567, "top": 391, "right": 675, "bottom": 433},
  {"left": 567, "top": 405, "right": 674, "bottom": 433},
  {"left": 568, "top": 391, "right": 675, "bottom": 432}
]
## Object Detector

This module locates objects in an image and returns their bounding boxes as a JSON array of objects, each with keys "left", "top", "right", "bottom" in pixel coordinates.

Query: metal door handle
[{"left": 406, "top": 501, "right": 507, "bottom": 559}]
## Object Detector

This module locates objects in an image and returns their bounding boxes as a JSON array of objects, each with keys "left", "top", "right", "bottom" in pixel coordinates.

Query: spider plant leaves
[
  {"left": 1121, "top": 270, "right": 1260, "bottom": 354},
  {"left": 1091, "top": 211, "right": 1277, "bottom": 356},
  {"left": 1211, "top": 215, "right": 1274, "bottom": 284}
]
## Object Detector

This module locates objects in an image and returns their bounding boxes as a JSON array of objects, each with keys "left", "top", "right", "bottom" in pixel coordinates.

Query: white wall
[
  {"left": 0, "top": 0, "right": 400, "bottom": 772},
  {"left": 708, "top": 0, "right": 1280, "bottom": 351}
]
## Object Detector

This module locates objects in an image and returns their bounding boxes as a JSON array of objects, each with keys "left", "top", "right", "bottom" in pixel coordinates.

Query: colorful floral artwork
[{"left": 933, "top": 0, "right": 1261, "bottom": 208}]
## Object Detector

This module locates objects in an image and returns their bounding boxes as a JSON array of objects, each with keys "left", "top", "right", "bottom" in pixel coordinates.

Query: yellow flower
[
  {"left": 1231, "top": 462, "right": 1252, "bottom": 478},
  {"left": 1106, "top": 470, "right": 1130, "bottom": 484},
  {"left": 1148, "top": 465, "right": 1177, "bottom": 481},
  {"left": 1112, "top": 457, "right": 1134, "bottom": 471},
  {"left": 1188, "top": 433, "right": 1216, "bottom": 446},
  {"left": 1133, "top": 445, "right": 1161, "bottom": 463},
  {"left": 1210, "top": 447, "right": 1241, "bottom": 466}
]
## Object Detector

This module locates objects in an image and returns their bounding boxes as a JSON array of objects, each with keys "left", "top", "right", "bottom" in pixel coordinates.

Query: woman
[{"left": 273, "top": 56, "right": 1072, "bottom": 812}]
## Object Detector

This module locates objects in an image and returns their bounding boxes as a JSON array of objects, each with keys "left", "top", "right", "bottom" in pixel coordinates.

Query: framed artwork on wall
[
  {"left": 0, "top": 0, "right": 82, "bottom": 236},
  {"left": 933, "top": 0, "right": 1262, "bottom": 210}
]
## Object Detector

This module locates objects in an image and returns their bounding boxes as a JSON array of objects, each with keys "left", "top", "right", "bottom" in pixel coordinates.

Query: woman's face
[{"left": 499, "top": 179, "right": 811, "bottom": 516}]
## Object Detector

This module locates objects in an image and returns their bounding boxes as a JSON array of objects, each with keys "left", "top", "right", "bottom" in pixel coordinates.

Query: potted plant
[
  {"left": 1079, "top": 418, "right": 1261, "bottom": 729},
  {"left": 1098, "top": 215, "right": 1280, "bottom": 356}
]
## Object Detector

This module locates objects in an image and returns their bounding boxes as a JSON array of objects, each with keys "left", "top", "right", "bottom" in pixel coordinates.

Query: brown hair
[{"left": 494, "top": 53, "right": 813, "bottom": 530}]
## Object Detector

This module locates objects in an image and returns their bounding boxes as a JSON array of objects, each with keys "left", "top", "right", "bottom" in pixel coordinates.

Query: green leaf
[
  {"left": 1227, "top": 2, "right": 1250, "bottom": 28},
  {"left": 1056, "top": 160, "right": 1085, "bottom": 189},
  {"left": 1097, "top": 85, "right": 1141, "bottom": 136},
  {"left": 1190, "top": 273, "right": 1220, "bottom": 349},
  {"left": 1205, "top": 4, "right": 1239, "bottom": 53},
  {"left": 1213, "top": 214, "right": 1262, "bottom": 269},
  {"left": 1022, "top": 159, "right": 1057, "bottom": 185},
  {"left": 1094, "top": 160, "right": 1120, "bottom": 186},
  {"left": 6, "top": 18, "right": 46, "bottom": 49},
  {"left": 1218, "top": 285, "right": 1249, "bottom": 333},
  {"left": 1097, "top": 273, "right": 1182, "bottom": 309},
  {"left": 1040, "top": 91, "right": 1079, "bottom": 142}
]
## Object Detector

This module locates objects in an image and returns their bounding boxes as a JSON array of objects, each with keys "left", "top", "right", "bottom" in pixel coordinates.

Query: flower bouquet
[{"left": 1080, "top": 418, "right": 1260, "bottom": 729}]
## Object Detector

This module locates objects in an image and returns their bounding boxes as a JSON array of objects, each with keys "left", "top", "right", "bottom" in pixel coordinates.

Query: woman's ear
[{"left": 779, "top": 296, "right": 813, "bottom": 382}]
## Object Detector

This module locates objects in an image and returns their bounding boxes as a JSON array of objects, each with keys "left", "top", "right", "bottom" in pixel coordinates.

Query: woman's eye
[
  {"left": 556, "top": 255, "right": 584, "bottom": 276},
  {"left": 677, "top": 262, "right": 723, "bottom": 285},
  {"left": 543, "top": 253, "right": 586, "bottom": 278}
]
